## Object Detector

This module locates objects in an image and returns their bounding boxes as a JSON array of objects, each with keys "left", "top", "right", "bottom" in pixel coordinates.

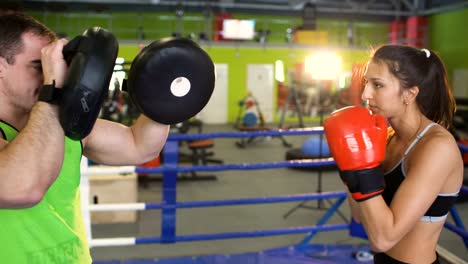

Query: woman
[{"left": 350, "top": 45, "right": 463, "bottom": 263}]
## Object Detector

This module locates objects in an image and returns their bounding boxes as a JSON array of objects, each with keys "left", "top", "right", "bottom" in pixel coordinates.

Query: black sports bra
[{"left": 383, "top": 123, "right": 458, "bottom": 222}]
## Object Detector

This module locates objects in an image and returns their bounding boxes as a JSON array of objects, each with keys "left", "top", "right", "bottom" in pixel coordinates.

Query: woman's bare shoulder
[{"left": 409, "top": 125, "right": 462, "bottom": 173}]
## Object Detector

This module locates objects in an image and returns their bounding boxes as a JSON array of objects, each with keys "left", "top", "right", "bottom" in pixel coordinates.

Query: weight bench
[{"left": 185, "top": 139, "right": 223, "bottom": 180}]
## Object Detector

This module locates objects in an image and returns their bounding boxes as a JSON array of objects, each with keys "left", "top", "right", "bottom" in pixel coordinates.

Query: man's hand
[{"left": 41, "top": 38, "right": 68, "bottom": 87}]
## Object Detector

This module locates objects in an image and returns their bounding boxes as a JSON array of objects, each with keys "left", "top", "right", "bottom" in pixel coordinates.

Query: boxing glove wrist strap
[{"left": 340, "top": 166, "right": 385, "bottom": 202}]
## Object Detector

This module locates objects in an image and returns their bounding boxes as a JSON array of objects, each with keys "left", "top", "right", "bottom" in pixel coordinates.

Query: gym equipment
[
  {"left": 235, "top": 94, "right": 264, "bottom": 129},
  {"left": 234, "top": 93, "right": 292, "bottom": 148},
  {"left": 278, "top": 80, "right": 305, "bottom": 129},
  {"left": 186, "top": 139, "right": 223, "bottom": 180},
  {"left": 452, "top": 97, "right": 468, "bottom": 203},
  {"left": 52, "top": 27, "right": 118, "bottom": 140},
  {"left": 283, "top": 140, "right": 341, "bottom": 220},
  {"left": 242, "top": 112, "right": 258, "bottom": 127},
  {"left": 301, "top": 136, "right": 331, "bottom": 157}
]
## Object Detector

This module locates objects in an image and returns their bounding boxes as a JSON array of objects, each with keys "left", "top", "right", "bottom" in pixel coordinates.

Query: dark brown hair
[
  {"left": 371, "top": 45, "right": 455, "bottom": 128},
  {"left": 0, "top": 13, "right": 56, "bottom": 64}
]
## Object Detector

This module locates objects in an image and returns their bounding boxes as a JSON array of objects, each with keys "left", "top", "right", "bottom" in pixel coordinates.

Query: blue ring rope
[
  {"left": 459, "top": 142, "right": 468, "bottom": 154},
  {"left": 91, "top": 127, "right": 468, "bottom": 249},
  {"left": 445, "top": 223, "right": 468, "bottom": 240},
  {"left": 167, "top": 127, "right": 323, "bottom": 141},
  {"left": 461, "top": 186, "right": 468, "bottom": 195},
  {"left": 144, "top": 191, "right": 347, "bottom": 210},
  {"left": 135, "top": 224, "right": 350, "bottom": 244}
]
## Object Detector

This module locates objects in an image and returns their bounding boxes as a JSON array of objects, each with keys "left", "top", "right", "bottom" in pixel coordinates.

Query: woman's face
[{"left": 362, "top": 60, "right": 407, "bottom": 119}]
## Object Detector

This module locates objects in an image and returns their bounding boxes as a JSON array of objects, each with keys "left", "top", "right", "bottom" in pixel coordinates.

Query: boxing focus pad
[
  {"left": 123, "top": 37, "right": 215, "bottom": 125},
  {"left": 60, "top": 27, "right": 118, "bottom": 140},
  {"left": 324, "top": 106, "right": 387, "bottom": 201}
]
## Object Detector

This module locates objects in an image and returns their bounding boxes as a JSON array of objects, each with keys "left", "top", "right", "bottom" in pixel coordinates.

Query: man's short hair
[{"left": 0, "top": 13, "right": 57, "bottom": 64}]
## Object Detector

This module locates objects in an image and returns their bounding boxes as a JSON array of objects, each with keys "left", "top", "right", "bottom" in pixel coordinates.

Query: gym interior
[{"left": 4, "top": 1, "right": 468, "bottom": 263}]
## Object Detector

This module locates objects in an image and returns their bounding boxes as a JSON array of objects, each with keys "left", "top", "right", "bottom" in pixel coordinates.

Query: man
[{"left": 0, "top": 13, "right": 169, "bottom": 263}]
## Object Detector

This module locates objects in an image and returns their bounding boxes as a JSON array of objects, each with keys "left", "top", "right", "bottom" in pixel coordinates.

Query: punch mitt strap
[
  {"left": 59, "top": 27, "right": 118, "bottom": 140},
  {"left": 124, "top": 37, "right": 215, "bottom": 125},
  {"left": 38, "top": 80, "right": 62, "bottom": 105}
]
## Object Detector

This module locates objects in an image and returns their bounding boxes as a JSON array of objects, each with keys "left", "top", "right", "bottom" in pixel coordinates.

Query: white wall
[{"left": 198, "top": 64, "right": 228, "bottom": 124}]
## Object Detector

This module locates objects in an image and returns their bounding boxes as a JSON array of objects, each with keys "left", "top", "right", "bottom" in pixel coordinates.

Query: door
[{"left": 247, "top": 64, "right": 274, "bottom": 123}]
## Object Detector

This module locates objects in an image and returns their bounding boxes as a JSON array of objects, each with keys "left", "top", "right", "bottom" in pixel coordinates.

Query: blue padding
[
  {"left": 301, "top": 136, "right": 331, "bottom": 157},
  {"left": 93, "top": 243, "right": 373, "bottom": 264},
  {"left": 349, "top": 218, "right": 368, "bottom": 240},
  {"left": 242, "top": 112, "right": 258, "bottom": 127},
  {"left": 161, "top": 141, "right": 178, "bottom": 243}
]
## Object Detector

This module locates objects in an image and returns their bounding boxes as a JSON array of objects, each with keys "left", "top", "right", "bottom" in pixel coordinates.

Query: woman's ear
[{"left": 404, "top": 86, "right": 419, "bottom": 104}]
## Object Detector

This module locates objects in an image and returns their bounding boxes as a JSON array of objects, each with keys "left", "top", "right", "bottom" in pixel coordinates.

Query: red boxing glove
[{"left": 324, "top": 106, "right": 387, "bottom": 201}]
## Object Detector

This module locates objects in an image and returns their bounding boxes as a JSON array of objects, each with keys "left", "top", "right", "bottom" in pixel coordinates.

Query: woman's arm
[
  {"left": 348, "top": 193, "right": 362, "bottom": 223},
  {"left": 357, "top": 133, "right": 461, "bottom": 252}
]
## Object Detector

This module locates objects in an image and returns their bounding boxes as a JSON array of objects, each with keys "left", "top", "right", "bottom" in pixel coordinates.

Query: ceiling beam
[
  {"left": 421, "top": 0, "right": 468, "bottom": 15},
  {"left": 398, "top": 0, "right": 416, "bottom": 12},
  {"left": 24, "top": 0, "right": 465, "bottom": 18}
]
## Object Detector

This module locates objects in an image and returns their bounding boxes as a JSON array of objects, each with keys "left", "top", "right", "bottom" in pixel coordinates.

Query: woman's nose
[{"left": 361, "top": 84, "right": 372, "bottom": 102}]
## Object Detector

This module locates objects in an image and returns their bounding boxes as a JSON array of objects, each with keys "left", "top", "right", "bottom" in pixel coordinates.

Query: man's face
[{"left": 1, "top": 31, "right": 51, "bottom": 112}]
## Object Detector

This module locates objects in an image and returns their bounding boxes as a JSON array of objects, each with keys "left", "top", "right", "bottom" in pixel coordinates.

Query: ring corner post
[{"left": 161, "top": 140, "right": 179, "bottom": 243}]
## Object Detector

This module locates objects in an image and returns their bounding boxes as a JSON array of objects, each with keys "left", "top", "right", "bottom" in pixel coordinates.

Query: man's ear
[{"left": 0, "top": 57, "right": 8, "bottom": 78}]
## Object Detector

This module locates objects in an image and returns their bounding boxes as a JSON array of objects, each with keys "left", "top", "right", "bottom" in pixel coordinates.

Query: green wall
[
  {"left": 429, "top": 8, "right": 468, "bottom": 80},
  {"left": 202, "top": 47, "right": 368, "bottom": 122},
  {"left": 118, "top": 44, "right": 370, "bottom": 122},
  {"left": 24, "top": 8, "right": 468, "bottom": 123},
  {"left": 29, "top": 11, "right": 207, "bottom": 40},
  {"left": 29, "top": 10, "right": 380, "bottom": 123},
  {"left": 28, "top": 11, "right": 387, "bottom": 46}
]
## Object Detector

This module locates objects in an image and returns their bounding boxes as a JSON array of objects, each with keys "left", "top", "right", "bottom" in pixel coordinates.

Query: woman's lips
[{"left": 368, "top": 105, "right": 378, "bottom": 112}]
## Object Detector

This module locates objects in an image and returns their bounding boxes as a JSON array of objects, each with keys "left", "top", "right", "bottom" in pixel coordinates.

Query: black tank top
[{"left": 383, "top": 123, "right": 458, "bottom": 222}]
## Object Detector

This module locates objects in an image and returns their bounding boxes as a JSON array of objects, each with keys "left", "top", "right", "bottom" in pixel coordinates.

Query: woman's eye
[{"left": 374, "top": 82, "right": 383, "bottom": 88}]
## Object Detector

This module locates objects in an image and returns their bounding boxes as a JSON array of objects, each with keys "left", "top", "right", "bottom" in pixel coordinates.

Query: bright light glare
[
  {"left": 115, "top": 57, "right": 125, "bottom": 64},
  {"left": 275, "top": 60, "right": 285, "bottom": 82},
  {"left": 338, "top": 72, "right": 351, "bottom": 89},
  {"left": 109, "top": 71, "right": 126, "bottom": 91},
  {"left": 304, "top": 51, "right": 342, "bottom": 80}
]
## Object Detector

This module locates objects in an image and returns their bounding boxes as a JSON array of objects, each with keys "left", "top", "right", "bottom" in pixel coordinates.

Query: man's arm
[
  {"left": 0, "top": 38, "right": 68, "bottom": 208},
  {"left": 82, "top": 115, "right": 169, "bottom": 166},
  {"left": 0, "top": 103, "right": 65, "bottom": 208}
]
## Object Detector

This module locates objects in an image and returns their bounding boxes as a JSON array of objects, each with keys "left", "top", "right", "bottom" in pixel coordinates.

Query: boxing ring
[{"left": 83, "top": 128, "right": 468, "bottom": 264}]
